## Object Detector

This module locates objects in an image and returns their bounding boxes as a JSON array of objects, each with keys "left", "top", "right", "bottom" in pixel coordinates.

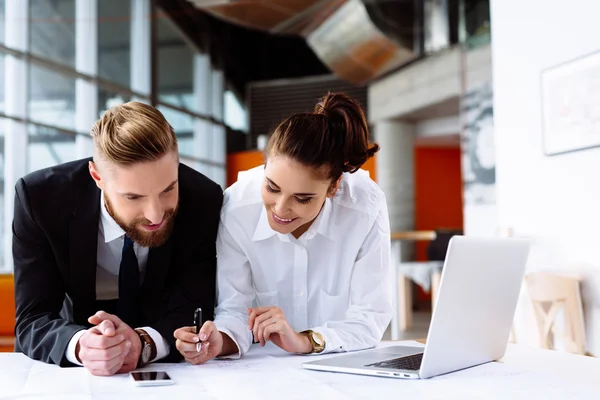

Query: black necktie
[{"left": 117, "top": 235, "right": 140, "bottom": 326}]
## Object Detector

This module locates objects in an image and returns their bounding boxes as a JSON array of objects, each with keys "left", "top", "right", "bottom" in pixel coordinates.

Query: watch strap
[
  {"left": 135, "top": 328, "right": 157, "bottom": 367},
  {"left": 300, "top": 330, "right": 325, "bottom": 354}
]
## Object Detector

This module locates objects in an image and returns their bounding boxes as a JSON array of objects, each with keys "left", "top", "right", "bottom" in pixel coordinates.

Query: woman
[{"left": 174, "top": 92, "right": 392, "bottom": 364}]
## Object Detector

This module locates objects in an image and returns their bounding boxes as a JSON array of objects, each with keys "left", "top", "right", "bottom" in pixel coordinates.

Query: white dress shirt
[
  {"left": 65, "top": 192, "right": 169, "bottom": 365},
  {"left": 214, "top": 166, "right": 393, "bottom": 357}
]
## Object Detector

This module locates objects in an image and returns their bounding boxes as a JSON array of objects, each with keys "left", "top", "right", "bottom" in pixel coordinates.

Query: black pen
[{"left": 194, "top": 308, "right": 202, "bottom": 352}]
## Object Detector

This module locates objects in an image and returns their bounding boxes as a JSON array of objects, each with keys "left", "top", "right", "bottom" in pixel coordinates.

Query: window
[
  {"left": 0, "top": 54, "right": 4, "bottom": 113},
  {"left": 29, "top": 65, "right": 76, "bottom": 130},
  {"left": 0, "top": 0, "right": 5, "bottom": 44},
  {"left": 225, "top": 90, "right": 247, "bottom": 132},
  {"left": 98, "top": 88, "right": 134, "bottom": 116},
  {"left": 158, "top": 105, "right": 195, "bottom": 158},
  {"left": 98, "top": 0, "right": 131, "bottom": 87},
  {"left": 157, "top": 16, "right": 194, "bottom": 111},
  {"left": 27, "top": 124, "right": 76, "bottom": 174},
  {"left": 29, "top": 0, "right": 76, "bottom": 67}
]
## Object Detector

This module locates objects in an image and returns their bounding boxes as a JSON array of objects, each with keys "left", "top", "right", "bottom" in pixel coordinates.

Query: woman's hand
[{"left": 248, "top": 307, "right": 312, "bottom": 354}]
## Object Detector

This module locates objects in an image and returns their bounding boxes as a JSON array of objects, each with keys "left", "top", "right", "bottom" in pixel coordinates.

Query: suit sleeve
[
  {"left": 150, "top": 183, "right": 224, "bottom": 363},
  {"left": 13, "top": 178, "right": 86, "bottom": 366}
]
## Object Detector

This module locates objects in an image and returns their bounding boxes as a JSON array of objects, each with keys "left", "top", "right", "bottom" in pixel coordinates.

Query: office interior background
[{"left": 1, "top": 0, "right": 599, "bottom": 358}]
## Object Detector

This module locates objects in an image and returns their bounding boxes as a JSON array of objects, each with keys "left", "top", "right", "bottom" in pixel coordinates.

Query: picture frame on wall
[{"left": 540, "top": 49, "right": 600, "bottom": 156}]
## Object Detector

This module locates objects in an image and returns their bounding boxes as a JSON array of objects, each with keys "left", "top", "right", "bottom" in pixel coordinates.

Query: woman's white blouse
[{"left": 213, "top": 166, "right": 393, "bottom": 356}]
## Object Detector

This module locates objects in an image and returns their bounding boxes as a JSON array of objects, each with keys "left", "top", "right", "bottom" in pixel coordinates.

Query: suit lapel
[{"left": 69, "top": 178, "right": 100, "bottom": 322}]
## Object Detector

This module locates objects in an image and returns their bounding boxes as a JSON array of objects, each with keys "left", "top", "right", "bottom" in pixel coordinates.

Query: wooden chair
[{"left": 524, "top": 272, "right": 586, "bottom": 355}]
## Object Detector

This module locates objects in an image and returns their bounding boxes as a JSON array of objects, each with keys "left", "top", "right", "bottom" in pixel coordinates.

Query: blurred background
[{"left": 1, "top": 0, "right": 598, "bottom": 359}]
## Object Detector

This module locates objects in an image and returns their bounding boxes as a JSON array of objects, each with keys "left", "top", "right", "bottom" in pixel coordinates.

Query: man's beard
[{"left": 104, "top": 194, "right": 178, "bottom": 248}]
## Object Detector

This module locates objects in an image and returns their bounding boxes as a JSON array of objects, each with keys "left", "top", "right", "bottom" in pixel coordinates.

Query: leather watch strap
[{"left": 135, "top": 328, "right": 157, "bottom": 367}]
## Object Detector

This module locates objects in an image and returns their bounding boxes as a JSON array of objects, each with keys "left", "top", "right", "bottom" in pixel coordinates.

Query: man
[{"left": 12, "top": 102, "right": 223, "bottom": 376}]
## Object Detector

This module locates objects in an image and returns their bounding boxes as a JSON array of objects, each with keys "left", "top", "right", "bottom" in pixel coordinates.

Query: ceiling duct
[{"left": 186, "top": 0, "right": 426, "bottom": 84}]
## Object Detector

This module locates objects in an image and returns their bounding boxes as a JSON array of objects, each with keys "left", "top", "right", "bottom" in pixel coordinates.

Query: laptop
[{"left": 302, "top": 236, "right": 531, "bottom": 379}]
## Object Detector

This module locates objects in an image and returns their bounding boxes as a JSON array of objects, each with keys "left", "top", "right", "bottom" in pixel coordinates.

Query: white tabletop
[{"left": 0, "top": 340, "right": 598, "bottom": 399}]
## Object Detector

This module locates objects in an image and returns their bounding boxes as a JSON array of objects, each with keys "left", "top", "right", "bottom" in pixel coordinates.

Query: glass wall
[
  {"left": 157, "top": 16, "right": 194, "bottom": 111},
  {"left": 464, "top": 0, "right": 491, "bottom": 49},
  {"left": 29, "top": 65, "right": 76, "bottom": 130},
  {"left": 30, "top": 0, "right": 76, "bottom": 67},
  {"left": 0, "top": 1, "right": 231, "bottom": 271},
  {"left": 158, "top": 105, "right": 194, "bottom": 158},
  {"left": 27, "top": 125, "right": 77, "bottom": 174},
  {"left": 0, "top": 0, "right": 5, "bottom": 44},
  {"left": 224, "top": 90, "right": 247, "bottom": 133},
  {"left": 0, "top": 54, "right": 4, "bottom": 113},
  {"left": 98, "top": 88, "right": 134, "bottom": 116},
  {"left": 98, "top": 0, "right": 131, "bottom": 88}
]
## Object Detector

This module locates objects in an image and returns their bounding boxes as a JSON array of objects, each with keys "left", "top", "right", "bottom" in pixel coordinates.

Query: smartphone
[{"left": 130, "top": 371, "right": 175, "bottom": 387}]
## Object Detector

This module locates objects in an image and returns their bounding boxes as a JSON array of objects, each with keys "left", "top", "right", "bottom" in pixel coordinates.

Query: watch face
[
  {"left": 312, "top": 333, "right": 323, "bottom": 346},
  {"left": 142, "top": 344, "right": 151, "bottom": 362}
]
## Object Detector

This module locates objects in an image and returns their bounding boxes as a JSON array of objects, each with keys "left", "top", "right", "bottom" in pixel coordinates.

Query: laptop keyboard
[{"left": 365, "top": 353, "right": 424, "bottom": 371}]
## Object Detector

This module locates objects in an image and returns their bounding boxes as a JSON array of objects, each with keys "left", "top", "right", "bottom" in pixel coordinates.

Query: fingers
[
  {"left": 248, "top": 306, "right": 272, "bottom": 330},
  {"left": 80, "top": 340, "right": 131, "bottom": 362},
  {"left": 80, "top": 330, "right": 126, "bottom": 350},
  {"left": 181, "top": 341, "right": 210, "bottom": 358},
  {"left": 82, "top": 340, "right": 129, "bottom": 376},
  {"left": 257, "top": 318, "right": 277, "bottom": 346},
  {"left": 173, "top": 322, "right": 218, "bottom": 354},
  {"left": 86, "top": 354, "right": 126, "bottom": 376},
  {"left": 117, "top": 357, "right": 139, "bottom": 374},
  {"left": 199, "top": 321, "right": 217, "bottom": 342},
  {"left": 88, "top": 311, "right": 123, "bottom": 328},
  {"left": 176, "top": 338, "right": 201, "bottom": 353},
  {"left": 96, "top": 320, "right": 116, "bottom": 336},
  {"left": 183, "top": 343, "right": 212, "bottom": 365},
  {"left": 173, "top": 326, "right": 200, "bottom": 344},
  {"left": 252, "top": 309, "right": 282, "bottom": 343},
  {"left": 263, "top": 321, "right": 284, "bottom": 342}
]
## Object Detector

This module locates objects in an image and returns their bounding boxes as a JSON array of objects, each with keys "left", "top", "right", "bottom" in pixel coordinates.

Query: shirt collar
[
  {"left": 304, "top": 197, "right": 334, "bottom": 241},
  {"left": 100, "top": 191, "right": 126, "bottom": 243},
  {"left": 252, "top": 206, "right": 277, "bottom": 242},
  {"left": 251, "top": 198, "right": 334, "bottom": 242}
]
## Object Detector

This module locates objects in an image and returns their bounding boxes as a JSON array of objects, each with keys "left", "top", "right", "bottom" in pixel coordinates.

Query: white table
[{"left": 0, "top": 341, "right": 598, "bottom": 399}]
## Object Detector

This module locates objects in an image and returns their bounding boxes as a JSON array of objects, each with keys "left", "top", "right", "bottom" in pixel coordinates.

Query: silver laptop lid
[{"left": 419, "top": 236, "right": 530, "bottom": 379}]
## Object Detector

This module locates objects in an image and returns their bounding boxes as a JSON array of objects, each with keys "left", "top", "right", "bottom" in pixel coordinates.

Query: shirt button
[{"left": 299, "top": 292, "right": 304, "bottom": 296}]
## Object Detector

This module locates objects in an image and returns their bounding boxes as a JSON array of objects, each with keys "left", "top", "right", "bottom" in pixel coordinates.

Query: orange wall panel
[
  {"left": 226, "top": 151, "right": 265, "bottom": 187},
  {"left": 414, "top": 147, "right": 464, "bottom": 262},
  {"left": 227, "top": 151, "right": 377, "bottom": 187},
  {"left": 0, "top": 274, "right": 15, "bottom": 337}
]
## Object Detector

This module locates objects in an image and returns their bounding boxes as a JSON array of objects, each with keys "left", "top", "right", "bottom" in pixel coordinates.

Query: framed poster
[{"left": 541, "top": 50, "right": 600, "bottom": 156}]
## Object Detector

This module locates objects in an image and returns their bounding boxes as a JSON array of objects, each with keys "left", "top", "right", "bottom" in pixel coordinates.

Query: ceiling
[
  {"left": 158, "top": 0, "right": 331, "bottom": 97},
  {"left": 183, "top": 0, "right": 422, "bottom": 87}
]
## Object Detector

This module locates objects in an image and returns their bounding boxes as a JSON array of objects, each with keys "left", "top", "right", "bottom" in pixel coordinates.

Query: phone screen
[{"left": 131, "top": 371, "right": 172, "bottom": 381}]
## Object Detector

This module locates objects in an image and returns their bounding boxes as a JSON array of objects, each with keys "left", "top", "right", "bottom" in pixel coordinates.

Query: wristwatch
[
  {"left": 300, "top": 330, "right": 325, "bottom": 354},
  {"left": 135, "top": 328, "right": 157, "bottom": 368}
]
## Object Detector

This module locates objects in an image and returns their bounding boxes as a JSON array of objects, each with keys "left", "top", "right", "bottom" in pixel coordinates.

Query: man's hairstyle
[{"left": 91, "top": 101, "right": 178, "bottom": 166}]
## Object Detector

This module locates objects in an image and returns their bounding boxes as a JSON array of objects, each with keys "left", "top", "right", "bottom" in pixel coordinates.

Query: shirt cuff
[
  {"left": 140, "top": 326, "right": 170, "bottom": 362},
  {"left": 65, "top": 329, "right": 86, "bottom": 366},
  {"left": 308, "top": 327, "right": 344, "bottom": 355}
]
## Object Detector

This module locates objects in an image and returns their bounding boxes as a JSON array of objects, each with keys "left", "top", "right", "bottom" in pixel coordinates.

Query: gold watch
[{"left": 300, "top": 330, "right": 325, "bottom": 353}]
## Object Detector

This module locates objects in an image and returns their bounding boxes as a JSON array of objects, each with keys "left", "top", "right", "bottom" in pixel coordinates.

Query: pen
[{"left": 194, "top": 308, "right": 202, "bottom": 352}]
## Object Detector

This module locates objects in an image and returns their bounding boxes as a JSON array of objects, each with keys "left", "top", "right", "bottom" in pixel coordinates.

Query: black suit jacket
[{"left": 12, "top": 158, "right": 223, "bottom": 366}]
